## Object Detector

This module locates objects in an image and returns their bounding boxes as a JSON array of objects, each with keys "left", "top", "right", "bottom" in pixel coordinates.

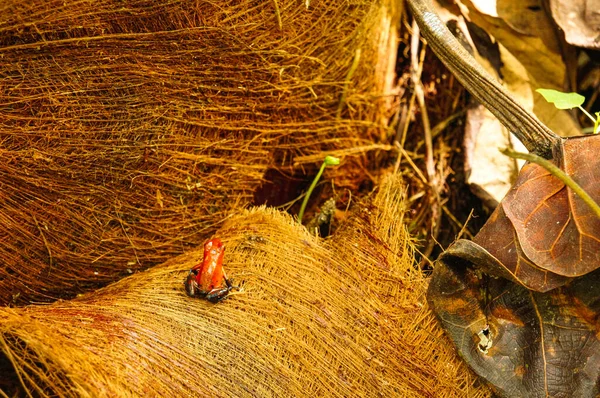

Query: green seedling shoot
[
  {"left": 298, "top": 155, "right": 340, "bottom": 223},
  {"left": 536, "top": 88, "right": 599, "bottom": 134}
]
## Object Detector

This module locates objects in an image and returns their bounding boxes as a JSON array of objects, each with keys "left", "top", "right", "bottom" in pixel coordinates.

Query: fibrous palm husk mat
[
  {"left": 0, "top": 0, "right": 397, "bottom": 305},
  {"left": 0, "top": 176, "right": 491, "bottom": 397}
]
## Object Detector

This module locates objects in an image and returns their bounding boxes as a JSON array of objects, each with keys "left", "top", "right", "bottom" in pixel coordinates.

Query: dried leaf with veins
[
  {"left": 428, "top": 260, "right": 600, "bottom": 397},
  {"left": 429, "top": 134, "right": 600, "bottom": 396},
  {"left": 440, "top": 135, "right": 600, "bottom": 293},
  {"left": 503, "top": 135, "right": 600, "bottom": 278}
]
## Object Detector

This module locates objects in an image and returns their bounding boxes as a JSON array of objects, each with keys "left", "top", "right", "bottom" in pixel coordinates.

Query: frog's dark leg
[{"left": 205, "top": 286, "right": 232, "bottom": 303}]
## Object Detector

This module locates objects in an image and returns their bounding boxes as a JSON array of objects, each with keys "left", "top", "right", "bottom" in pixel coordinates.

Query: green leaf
[{"left": 536, "top": 88, "right": 585, "bottom": 110}]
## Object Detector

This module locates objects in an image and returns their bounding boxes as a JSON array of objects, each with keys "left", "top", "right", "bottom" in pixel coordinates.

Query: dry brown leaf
[
  {"left": 464, "top": 105, "right": 517, "bottom": 205},
  {"left": 503, "top": 136, "right": 600, "bottom": 277},
  {"left": 431, "top": 0, "right": 580, "bottom": 204},
  {"left": 460, "top": 0, "right": 581, "bottom": 137},
  {"left": 429, "top": 256, "right": 600, "bottom": 397},
  {"left": 428, "top": 134, "right": 600, "bottom": 396},
  {"left": 447, "top": 134, "right": 600, "bottom": 292},
  {"left": 550, "top": 0, "right": 600, "bottom": 48}
]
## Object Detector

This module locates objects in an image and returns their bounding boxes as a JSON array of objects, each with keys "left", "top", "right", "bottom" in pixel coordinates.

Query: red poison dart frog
[{"left": 184, "top": 238, "right": 234, "bottom": 302}]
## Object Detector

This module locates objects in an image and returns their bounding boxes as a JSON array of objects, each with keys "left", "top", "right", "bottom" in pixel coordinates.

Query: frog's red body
[{"left": 184, "top": 238, "right": 233, "bottom": 302}]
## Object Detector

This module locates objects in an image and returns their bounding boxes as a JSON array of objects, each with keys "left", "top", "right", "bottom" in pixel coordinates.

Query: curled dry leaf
[
  {"left": 429, "top": 134, "right": 600, "bottom": 395},
  {"left": 461, "top": 1, "right": 582, "bottom": 139},
  {"left": 440, "top": 134, "right": 600, "bottom": 292},
  {"left": 428, "top": 258, "right": 600, "bottom": 397}
]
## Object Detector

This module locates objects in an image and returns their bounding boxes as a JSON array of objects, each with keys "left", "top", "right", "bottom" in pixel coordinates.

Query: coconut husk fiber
[
  {"left": 0, "top": 0, "right": 398, "bottom": 305},
  {"left": 0, "top": 176, "right": 491, "bottom": 397}
]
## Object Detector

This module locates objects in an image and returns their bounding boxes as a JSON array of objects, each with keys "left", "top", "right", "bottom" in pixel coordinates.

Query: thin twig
[
  {"left": 411, "top": 19, "right": 442, "bottom": 262},
  {"left": 396, "top": 144, "right": 428, "bottom": 184},
  {"left": 413, "top": 110, "right": 465, "bottom": 152},
  {"left": 293, "top": 144, "right": 393, "bottom": 165},
  {"left": 442, "top": 206, "right": 474, "bottom": 240}
]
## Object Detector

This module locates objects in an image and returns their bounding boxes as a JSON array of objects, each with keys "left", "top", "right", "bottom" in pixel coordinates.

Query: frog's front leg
[{"left": 184, "top": 270, "right": 199, "bottom": 297}]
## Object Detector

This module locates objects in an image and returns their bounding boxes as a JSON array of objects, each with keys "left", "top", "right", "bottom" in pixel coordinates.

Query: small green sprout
[
  {"left": 536, "top": 88, "right": 599, "bottom": 134},
  {"left": 297, "top": 155, "right": 340, "bottom": 223}
]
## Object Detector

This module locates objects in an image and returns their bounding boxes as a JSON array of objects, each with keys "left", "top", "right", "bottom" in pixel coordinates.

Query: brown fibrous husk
[
  {"left": 0, "top": 175, "right": 490, "bottom": 397},
  {"left": 0, "top": 0, "right": 398, "bottom": 305}
]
